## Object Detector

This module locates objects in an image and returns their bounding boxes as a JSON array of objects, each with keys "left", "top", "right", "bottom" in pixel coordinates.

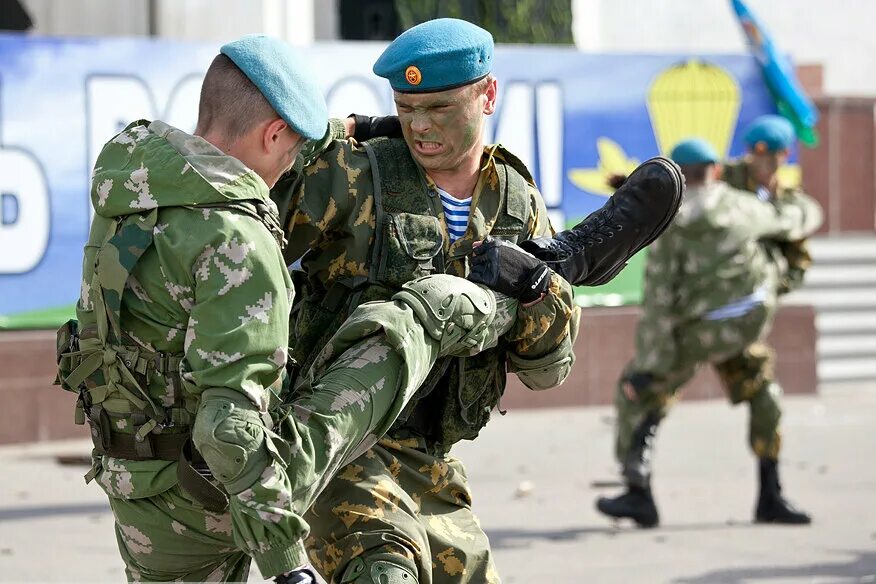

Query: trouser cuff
[{"left": 253, "top": 539, "right": 308, "bottom": 579}]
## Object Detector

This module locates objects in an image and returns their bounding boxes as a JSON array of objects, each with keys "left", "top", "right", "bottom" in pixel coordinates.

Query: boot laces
[{"left": 562, "top": 204, "right": 624, "bottom": 250}]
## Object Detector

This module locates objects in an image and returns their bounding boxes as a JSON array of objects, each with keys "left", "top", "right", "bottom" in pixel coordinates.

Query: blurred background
[{"left": 0, "top": 1, "right": 874, "bottom": 582}]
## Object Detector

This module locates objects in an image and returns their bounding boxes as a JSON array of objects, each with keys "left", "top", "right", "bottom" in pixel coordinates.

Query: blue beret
[
  {"left": 373, "top": 18, "right": 493, "bottom": 93},
  {"left": 220, "top": 35, "right": 327, "bottom": 140},
  {"left": 669, "top": 138, "right": 720, "bottom": 165},
  {"left": 743, "top": 115, "right": 796, "bottom": 152}
]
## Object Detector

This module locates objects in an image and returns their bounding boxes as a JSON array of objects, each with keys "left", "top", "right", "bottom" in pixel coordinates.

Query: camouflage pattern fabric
[
  {"left": 304, "top": 436, "right": 499, "bottom": 584},
  {"left": 616, "top": 303, "right": 782, "bottom": 462},
  {"left": 273, "top": 134, "right": 579, "bottom": 582},
  {"left": 276, "top": 136, "right": 578, "bottom": 446},
  {"left": 723, "top": 159, "right": 815, "bottom": 294},
  {"left": 68, "top": 120, "right": 520, "bottom": 581},
  {"left": 106, "top": 275, "right": 513, "bottom": 582},
  {"left": 616, "top": 179, "right": 822, "bottom": 465}
]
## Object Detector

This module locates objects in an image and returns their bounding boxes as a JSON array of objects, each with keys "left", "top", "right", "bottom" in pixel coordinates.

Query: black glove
[
  {"left": 348, "top": 114, "right": 403, "bottom": 141},
  {"left": 274, "top": 565, "right": 326, "bottom": 584},
  {"left": 468, "top": 238, "right": 551, "bottom": 304}
]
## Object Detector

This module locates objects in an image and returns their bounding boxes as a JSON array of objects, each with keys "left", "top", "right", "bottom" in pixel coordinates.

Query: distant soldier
[
  {"left": 595, "top": 136, "right": 823, "bottom": 528},
  {"left": 724, "top": 114, "right": 814, "bottom": 294}
]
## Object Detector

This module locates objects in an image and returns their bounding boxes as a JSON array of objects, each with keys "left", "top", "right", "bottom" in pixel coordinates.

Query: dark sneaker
[
  {"left": 520, "top": 156, "right": 684, "bottom": 286},
  {"left": 596, "top": 486, "right": 660, "bottom": 528}
]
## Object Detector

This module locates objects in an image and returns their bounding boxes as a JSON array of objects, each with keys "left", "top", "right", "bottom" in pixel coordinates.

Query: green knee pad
[
  {"left": 340, "top": 556, "right": 418, "bottom": 584},
  {"left": 392, "top": 274, "right": 506, "bottom": 356},
  {"left": 192, "top": 389, "right": 270, "bottom": 494}
]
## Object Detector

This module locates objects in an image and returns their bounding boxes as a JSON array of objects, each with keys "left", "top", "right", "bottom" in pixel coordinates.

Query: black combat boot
[
  {"left": 596, "top": 414, "right": 661, "bottom": 528},
  {"left": 520, "top": 157, "right": 684, "bottom": 286},
  {"left": 274, "top": 566, "right": 326, "bottom": 584},
  {"left": 754, "top": 458, "right": 812, "bottom": 525},
  {"left": 596, "top": 484, "right": 660, "bottom": 528}
]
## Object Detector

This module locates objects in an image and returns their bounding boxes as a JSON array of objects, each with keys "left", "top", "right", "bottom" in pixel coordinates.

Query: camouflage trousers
[
  {"left": 103, "top": 281, "right": 516, "bottom": 581},
  {"left": 305, "top": 437, "right": 500, "bottom": 584},
  {"left": 617, "top": 303, "right": 784, "bottom": 470}
]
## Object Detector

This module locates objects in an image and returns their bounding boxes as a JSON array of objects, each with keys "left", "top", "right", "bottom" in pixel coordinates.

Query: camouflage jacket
[
  {"left": 633, "top": 180, "right": 823, "bottom": 374},
  {"left": 72, "top": 120, "right": 293, "bottom": 504},
  {"left": 723, "top": 159, "right": 819, "bottom": 293},
  {"left": 273, "top": 131, "right": 578, "bottom": 449}
]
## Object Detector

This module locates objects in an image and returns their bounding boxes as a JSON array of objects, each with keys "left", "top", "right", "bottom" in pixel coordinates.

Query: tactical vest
[
  {"left": 55, "top": 198, "right": 284, "bottom": 511},
  {"left": 289, "top": 137, "right": 534, "bottom": 451}
]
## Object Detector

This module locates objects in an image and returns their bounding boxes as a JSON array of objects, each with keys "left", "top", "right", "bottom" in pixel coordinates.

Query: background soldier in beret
[
  {"left": 596, "top": 136, "right": 823, "bottom": 529},
  {"left": 724, "top": 115, "right": 816, "bottom": 295},
  {"left": 57, "top": 34, "right": 528, "bottom": 584},
  {"left": 272, "top": 17, "right": 682, "bottom": 584}
]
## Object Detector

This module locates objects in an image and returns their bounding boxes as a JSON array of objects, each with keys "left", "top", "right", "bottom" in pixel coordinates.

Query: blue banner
[{"left": 0, "top": 34, "right": 778, "bottom": 327}]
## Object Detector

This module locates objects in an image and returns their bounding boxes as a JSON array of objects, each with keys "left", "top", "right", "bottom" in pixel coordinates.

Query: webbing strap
[
  {"left": 177, "top": 441, "right": 229, "bottom": 513},
  {"left": 362, "top": 141, "right": 386, "bottom": 286}
]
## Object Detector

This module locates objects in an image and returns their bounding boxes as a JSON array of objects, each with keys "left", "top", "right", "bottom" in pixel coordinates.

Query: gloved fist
[
  {"left": 348, "top": 114, "right": 403, "bottom": 141},
  {"left": 274, "top": 565, "right": 326, "bottom": 584},
  {"left": 468, "top": 238, "right": 551, "bottom": 304}
]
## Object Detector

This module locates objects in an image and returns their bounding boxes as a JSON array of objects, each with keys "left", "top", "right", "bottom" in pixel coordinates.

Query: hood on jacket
[{"left": 90, "top": 119, "right": 270, "bottom": 218}]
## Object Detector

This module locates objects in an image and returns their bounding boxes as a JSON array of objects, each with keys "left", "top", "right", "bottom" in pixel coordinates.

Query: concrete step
[
  {"left": 818, "top": 334, "right": 876, "bottom": 358},
  {"left": 789, "top": 288, "right": 876, "bottom": 311},
  {"left": 798, "top": 236, "right": 876, "bottom": 382},
  {"left": 809, "top": 236, "right": 876, "bottom": 263},
  {"left": 804, "top": 265, "right": 876, "bottom": 288},
  {"left": 819, "top": 357, "right": 876, "bottom": 382},
  {"left": 816, "top": 312, "right": 876, "bottom": 335}
]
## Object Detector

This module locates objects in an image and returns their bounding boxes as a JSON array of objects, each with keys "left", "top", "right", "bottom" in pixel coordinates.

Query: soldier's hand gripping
[{"left": 468, "top": 237, "right": 551, "bottom": 305}]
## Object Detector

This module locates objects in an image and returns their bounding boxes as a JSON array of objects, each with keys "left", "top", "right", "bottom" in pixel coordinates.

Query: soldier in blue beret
[
  {"left": 669, "top": 137, "right": 720, "bottom": 165},
  {"left": 724, "top": 114, "right": 817, "bottom": 294},
  {"left": 596, "top": 135, "right": 821, "bottom": 529},
  {"left": 269, "top": 17, "right": 682, "bottom": 584},
  {"left": 58, "top": 33, "right": 345, "bottom": 584}
]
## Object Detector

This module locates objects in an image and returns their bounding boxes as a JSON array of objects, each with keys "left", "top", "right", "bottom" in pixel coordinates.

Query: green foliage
[{"left": 395, "top": 0, "right": 574, "bottom": 44}]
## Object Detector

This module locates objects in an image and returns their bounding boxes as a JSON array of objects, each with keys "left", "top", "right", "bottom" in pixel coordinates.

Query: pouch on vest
[{"left": 377, "top": 212, "right": 443, "bottom": 288}]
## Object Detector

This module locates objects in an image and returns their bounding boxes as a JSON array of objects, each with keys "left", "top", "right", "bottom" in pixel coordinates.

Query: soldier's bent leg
[
  {"left": 273, "top": 275, "right": 515, "bottom": 535},
  {"left": 613, "top": 363, "right": 694, "bottom": 467},
  {"left": 186, "top": 275, "right": 509, "bottom": 578},
  {"left": 598, "top": 362, "right": 697, "bottom": 527}
]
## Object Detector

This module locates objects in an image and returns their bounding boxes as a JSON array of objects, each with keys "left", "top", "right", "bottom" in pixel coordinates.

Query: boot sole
[
  {"left": 754, "top": 516, "right": 812, "bottom": 525},
  {"left": 624, "top": 156, "right": 685, "bottom": 257}
]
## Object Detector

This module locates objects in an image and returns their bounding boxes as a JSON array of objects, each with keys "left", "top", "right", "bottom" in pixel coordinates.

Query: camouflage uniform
[
  {"left": 616, "top": 179, "right": 823, "bottom": 464},
  {"left": 274, "top": 134, "right": 579, "bottom": 583},
  {"left": 56, "top": 120, "right": 517, "bottom": 581},
  {"left": 723, "top": 159, "right": 814, "bottom": 294}
]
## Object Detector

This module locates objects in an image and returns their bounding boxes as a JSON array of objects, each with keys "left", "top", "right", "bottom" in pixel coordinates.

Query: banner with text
[{"left": 0, "top": 34, "right": 779, "bottom": 328}]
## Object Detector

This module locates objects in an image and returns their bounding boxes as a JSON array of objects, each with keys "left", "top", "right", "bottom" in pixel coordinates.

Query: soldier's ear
[
  {"left": 262, "top": 118, "right": 289, "bottom": 153},
  {"left": 483, "top": 77, "right": 498, "bottom": 115}
]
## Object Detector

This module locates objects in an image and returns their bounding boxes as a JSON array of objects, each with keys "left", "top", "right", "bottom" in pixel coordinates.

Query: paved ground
[{"left": 1, "top": 384, "right": 875, "bottom": 583}]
